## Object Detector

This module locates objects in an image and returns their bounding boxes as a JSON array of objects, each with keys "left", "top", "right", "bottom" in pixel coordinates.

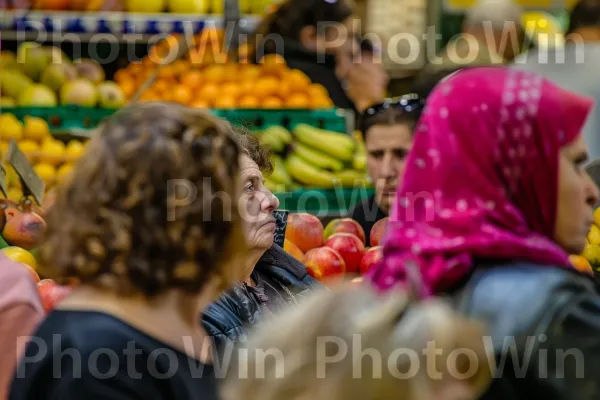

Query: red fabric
[{"left": 368, "top": 67, "right": 594, "bottom": 296}]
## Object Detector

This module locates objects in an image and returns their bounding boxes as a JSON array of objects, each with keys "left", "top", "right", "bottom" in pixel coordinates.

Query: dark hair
[
  {"left": 231, "top": 127, "right": 273, "bottom": 175},
  {"left": 252, "top": 0, "right": 353, "bottom": 55},
  {"left": 567, "top": 0, "right": 600, "bottom": 35},
  {"left": 40, "top": 102, "right": 247, "bottom": 298},
  {"left": 362, "top": 109, "right": 420, "bottom": 141}
]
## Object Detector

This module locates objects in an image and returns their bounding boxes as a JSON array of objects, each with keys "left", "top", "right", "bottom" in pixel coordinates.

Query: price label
[{"left": 443, "top": 0, "right": 572, "bottom": 11}]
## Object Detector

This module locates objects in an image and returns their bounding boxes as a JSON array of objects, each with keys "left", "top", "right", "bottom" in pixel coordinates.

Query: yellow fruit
[
  {"left": 18, "top": 139, "right": 40, "bottom": 163},
  {"left": 65, "top": 140, "right": 85, "bottom": 159},
  {"left": 34, "top": 163, "right": 56, "bottom": 186},
  {"left": 0, "top": 114, "right": 23, "bottom": 141},
  {"left": 0, "top": 141, "right": 9, "bottom": 157},
  {"left": 56, "top": 163, "right": 74, "bottom": 183},
  {"left": 582, "top": 244, "right": 600, "bottom": 266},
  {"left": 594, "top": 208, "right": 600, "bottom": 227},
  {"left": 23, "top": 116, "right": 50, "bottom": 141},
  {"left": 4, "top": 165, "right": 19, "bottom": 187},
  {"left": 7, "top": 187, "right": 22, "bottom": 202},
  {"left": 588, "top": 224, "right": 600, "bottom": 245},
  {"left": 2, "top": 246, "right": 37, "bottom": 270},
  {"left": 39, "top": 140, "right": 65, "bottom": 166}
]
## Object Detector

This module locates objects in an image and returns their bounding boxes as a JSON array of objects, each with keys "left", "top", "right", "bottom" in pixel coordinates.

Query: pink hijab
[{"left": 368, "top": 67, "right": 594, "bottom": 296}]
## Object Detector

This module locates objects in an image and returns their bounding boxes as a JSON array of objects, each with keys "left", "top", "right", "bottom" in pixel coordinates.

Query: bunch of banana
[
  {"left": 264, "top": 155, "right": 292, "bottom": 193},
  {"left": 256, "top": 126, "right": 292, "bottom": 154},
  {"left": 284, "top": 124, "right": 368, "bottom": 190}
]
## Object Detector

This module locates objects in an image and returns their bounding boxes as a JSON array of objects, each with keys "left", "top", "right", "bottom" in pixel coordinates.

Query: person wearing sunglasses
[{"left": 347, "top": 95, "right": 424, "bottom": 246}]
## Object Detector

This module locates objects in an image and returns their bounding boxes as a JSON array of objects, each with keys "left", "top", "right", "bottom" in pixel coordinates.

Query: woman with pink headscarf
[{"left": 368, "top": 67, "right": 600, "bottom": 399}]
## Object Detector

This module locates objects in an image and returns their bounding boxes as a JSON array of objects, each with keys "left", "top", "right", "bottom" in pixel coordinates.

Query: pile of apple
[{"left": 284, "top": 213, "right": 389, "bottom": 286}]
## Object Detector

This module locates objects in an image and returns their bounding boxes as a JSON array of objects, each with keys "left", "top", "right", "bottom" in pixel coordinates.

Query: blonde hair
[{"left": 222, "top": 284, "right": 492, "bottom": 400}]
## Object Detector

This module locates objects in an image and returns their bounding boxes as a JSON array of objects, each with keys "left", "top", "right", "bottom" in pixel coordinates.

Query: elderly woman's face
[
  {"left": 239, "top": 155, "right": 280, "bottom": 251},
  {"left": 554, "top": 136, "right": 599, "bottom": 254}
]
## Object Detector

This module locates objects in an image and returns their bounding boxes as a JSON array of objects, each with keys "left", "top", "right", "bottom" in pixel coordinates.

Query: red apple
[
  {"left": 37, "top": 279, "right": 72, "bottom": 313},
  {"left": 285, "top": 213, "right": 324, "bottom": 253},
  {"left": 284, "top": 239, "right": 304, "bottom": 261},
  {"left": 19, "top": 262, "right": 40, "bottom": 283},
  {"left": 303, "top": 247, "right": 346, "bottom": 284},
  {"left": 360, "top": 246, "right": 383, "bottom": 275},
  {"left": 324, "top": 218, "right": 366, "bottom": 244},
  {"left": 370, "top": 217, "right": 389, "bottom": 247},
  {"left": 324, "top": 233, "right": 365, "bottom": 275}
]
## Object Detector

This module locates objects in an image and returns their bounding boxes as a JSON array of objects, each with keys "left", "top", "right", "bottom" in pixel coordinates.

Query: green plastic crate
[
  {"left": 212, "top": 108, "right": 349, "bottom": 133},
  {"left": 0, "top": 106, "right": 117, "bottom": 132},
  {"left": 274, "top": 188, "right": 374, "bottom": 216}
]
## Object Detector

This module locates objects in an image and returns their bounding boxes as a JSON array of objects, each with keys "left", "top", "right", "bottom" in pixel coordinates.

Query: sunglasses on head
[{"left": 359, "top": 94, "right": 425, "bottom": 133}]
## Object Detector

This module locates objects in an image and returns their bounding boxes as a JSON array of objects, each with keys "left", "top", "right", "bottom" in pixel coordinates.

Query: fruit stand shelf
[
  {"left": 1, "top": 10, "right": 260, "bottom": 37},
  {"left": 274, "top": 188, "right": 375, "bottom": 217}
]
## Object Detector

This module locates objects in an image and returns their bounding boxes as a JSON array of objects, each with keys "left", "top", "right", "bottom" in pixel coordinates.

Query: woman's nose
[
  {"left": 261, "top": 187, "right": 280, "bottom": 212},
  {"left": 585, "top": 172, "right": 600, "bottom": 207}
]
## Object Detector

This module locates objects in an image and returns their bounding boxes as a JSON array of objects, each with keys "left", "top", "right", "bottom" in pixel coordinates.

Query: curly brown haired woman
[{"left": 10, "top": 103, "right": 248, "bottom": 400}]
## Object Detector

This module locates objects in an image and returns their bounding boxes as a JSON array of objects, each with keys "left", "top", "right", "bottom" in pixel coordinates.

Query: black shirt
[
  {"left": 10, "top": 310, "right": 220, "bottom": 400},
  {"left": 347, "top": 195, "right": 387, "bottom": 246}
]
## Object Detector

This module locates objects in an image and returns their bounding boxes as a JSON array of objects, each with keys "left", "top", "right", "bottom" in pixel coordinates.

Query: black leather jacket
[
  {"left": 202, "top": 245, "right": 319, "bottom": 355},
  {"left": 449, "top": 261, "right": 600, "bottom": 400}
]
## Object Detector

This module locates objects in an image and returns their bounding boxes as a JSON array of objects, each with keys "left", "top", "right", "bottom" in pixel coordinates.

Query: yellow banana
[
  {"left": 293, "top": 124, "right": 355, "bottom": 161},
  {"left": 285, "top": 154, "right": 335, "bottom": 189},
  {"left": 332, "top": 170, "right": 369, "bottom": 188},
  {"left": 292, "top": 143, "right": 344, "bottom": 172}
]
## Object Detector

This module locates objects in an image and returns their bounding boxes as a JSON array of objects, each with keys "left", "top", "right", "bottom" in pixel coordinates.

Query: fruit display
[
  {"left": 0, "top": 43, "right": 124, "bottom": 109},
  {"left": 260, "top": 124, "right": 368, "bottom": 192},
  {"left": 578, "top": 208, "right": 600, "bottom": 275},
  {"left": 114, "top": 31, "right": 335, "bottom": 109},
  {"left": 0, "top": 113, "right": 87, "bottom": 196},
  {"left": 285, "top": 214, "right": 386, "bottom": 284},
  {"left": 37, "top": 279, "right": 73, "bottom": 313}
]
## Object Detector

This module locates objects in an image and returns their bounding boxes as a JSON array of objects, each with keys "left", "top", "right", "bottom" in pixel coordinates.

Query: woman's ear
[{"left": 299, "top": 25, "right": 318, "bottom": 51}]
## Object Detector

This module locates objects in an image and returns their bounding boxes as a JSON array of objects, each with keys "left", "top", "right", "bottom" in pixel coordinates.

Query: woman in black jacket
[
  {"left": 202, "top": 129, "right": 319, "bottom": 355},
  {"left": 369, "top": 67, "right": 600, "bottom": 399}
]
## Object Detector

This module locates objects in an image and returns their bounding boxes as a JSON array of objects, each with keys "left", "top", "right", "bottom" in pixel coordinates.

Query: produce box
[
  {"left": 212, "top": 109, "right": 350, "bottom": 134},
  {"left": 0, "top": 106, "right": 116, "bottom": 133},
  {"left": 274, "top": 188, "right": 375, "bottom": 216}
]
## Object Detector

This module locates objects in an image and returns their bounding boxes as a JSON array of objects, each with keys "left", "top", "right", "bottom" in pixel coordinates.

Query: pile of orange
[{"left": 113, "top": 30, "right": 335, "bottom": 110}]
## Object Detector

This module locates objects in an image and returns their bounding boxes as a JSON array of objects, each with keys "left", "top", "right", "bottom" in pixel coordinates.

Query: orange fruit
[
  {"left": 222, "top": 64, "right": 240, "bottom": 82},
  {"left": 172, "top": 60, "right": 190, "bottom": 77},
  {"left": 214, "top": 95, "right": 237, "bottom": 109},
  {"left": 203, "top": 65, "right": 226, "bottom": 83},
  {"left": 570, "top": 255, "right": 594, "bottom": 275},
  {"left": 311, "top": 95, "right": 335, "bottom": 109},
  {"left": 286, "top": 69, "right": 311, "bottom": 91},
  {"left": 128, "top": 62, "right": 143, "bottom": 75},
  {"left": 259, "top": 54, "right": 287, "bottom": 75},
  {"left": 114, "top": 69, "right": 131, "bottom": 84},
  {"left": 138, "top": 91, "right": 160, "bottom": 102},
  {"left": 308, "top": 83, "right": 329, "bottom": 98},
  {"left": 221, "top": 82, "right": 241, "bottom": 98},
  {"left": 278, "top": 81, "right": 291, "bottom": 99},
  {"left": 254, "top": 76, "right": 280, "bottom": 99},
  {"left": 238, "top": 95, "right": 260, "bottom": 108},
  {"left": 198, "top": 83, "right": 220, "bottom": 103},
  {"left": 286, "top": 93, "right": 311, "bottom": 108},
  {"left": 151, "top": 79, "right": 171, "bottom": 94},
  {"left": 262, "top": 96, "right": 284, "bottom": 109},
  {"left": 157, "top": 66, "right": 176, "bottom": 80},
  {"left": 190, "top": 100, "right": 211, "bottom": 108},
  {"left": 239, "top": 80, "right": 256, "bottom": 95},
  {"left": 180, "top": 70, "right": 204, "bottom": 88},
  {"left": 118, "top": 79, "right": 136, "bottom": 98},
  {"left": 172, "top": 85, "right": 193, "bottom": 104},
  {"left": 240, "top": 65, "right": 261, "bottom": 81}
]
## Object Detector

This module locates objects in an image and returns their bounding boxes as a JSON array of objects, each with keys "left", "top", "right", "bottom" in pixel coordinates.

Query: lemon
[
  {"left": 0, "top": 114, "right": 23, "bottom": 141},
  {"left": 23, "top": 116, "right": 50, "bottom": 142},
  {"left": 582, "top": 244, "right": 600, "bottom": 266},
  {"left": 34, "top": 163, "right": 56, "bottom": 186},
  {"left": 2, "top": 246, "right": 37, "bottom": 269},
  {"left": 594, "top": 208, "right": 600, "bottom": 228},
  {"left": 39, "top": 140, "right": 65, "bottom": 166},
  {"left": 7, "top": 187, "right": 22, "bottom": 202},
  {"left": 65, "top": 140, "right": 85, "bottom": 160},
  {"left": 18, "top": 139, "right": 40, "bottom": 163},
  {"left": 56, "top": 163, "right": 73, "bottom": 184},
  {"left": 588, "top": 224, "right": 600, "bottom": 245}
]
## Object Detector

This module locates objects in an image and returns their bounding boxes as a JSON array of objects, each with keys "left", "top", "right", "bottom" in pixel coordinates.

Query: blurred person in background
[
  {"left": 0, "top": 256, "right": 44, "bottom": 400},
  {"left": 10, "top": 103, "right": 248, "bottom": 400},
  {"left": 369, "top": 67, "right": 600, "bottom": 399},
  {"left": 512, "top": 0, "right": 600, "bottom": 159},
  {"left": 222, "top": 284, "right": 491, "bottom": 400},
  {"left": 202, "top": 128, "right": 318, "bottom": 356},
  {"left": 430, "top": 0, "right": 524, "bottom": 73},
  {"left": 252, "top": 0, "right": 388, "bottom": 111},
  {"left": 348, "top": 70, "right": 458, "bottom": 245}
]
